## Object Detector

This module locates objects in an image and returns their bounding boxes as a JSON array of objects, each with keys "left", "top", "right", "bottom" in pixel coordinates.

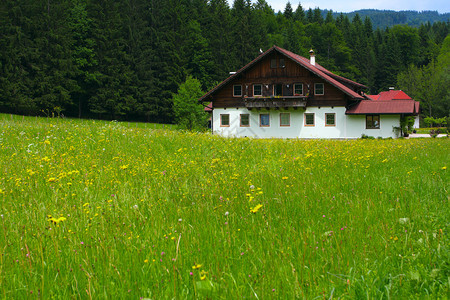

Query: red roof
[
  {"left": 204, "top": 102, "right": 212, "bottom": 112},
  {"left": 346, "top": 90, "right": 419, "bottom": 115},
  {"left": 199, "top": 45, "right": 366, "bottom": 102},
  {"left": 346, "top": 100, "right": 418, "bottom": 114},
  {"left": 275, "top": 47, "right": 366, "bottom": 99},
  {"left": 377, "top": 90, "right": 412, "bottom": 101}
]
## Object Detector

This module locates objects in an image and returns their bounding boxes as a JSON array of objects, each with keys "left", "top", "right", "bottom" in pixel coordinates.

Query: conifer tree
[
  {"left": 294, "top": 3, "right": 305, "bottom": 23},
  {"left": 284, "top": 2, "right": 293, "bottom": 20}
]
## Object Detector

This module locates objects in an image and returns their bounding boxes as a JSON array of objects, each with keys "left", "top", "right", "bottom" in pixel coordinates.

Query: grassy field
[{"left": 0, "top": 114, "right": 448, "bottom": 298}]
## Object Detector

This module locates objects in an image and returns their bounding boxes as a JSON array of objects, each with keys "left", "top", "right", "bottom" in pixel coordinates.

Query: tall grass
[{"left": 0, "top": 114, "right": 448, "bottom": 298}]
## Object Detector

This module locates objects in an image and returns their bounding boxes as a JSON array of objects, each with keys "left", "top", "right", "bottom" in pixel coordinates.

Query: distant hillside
[{"left": 330, "top": 9, "right": 450, "bottom": 28}]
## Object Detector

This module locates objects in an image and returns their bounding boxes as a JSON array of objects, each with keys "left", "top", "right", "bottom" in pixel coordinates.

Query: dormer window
[
  {"left": 314, "top": 83, "right": 324, "bottom": 95},
  {"left": 233, "top": 85, "right": 242, "bottom": 97},
  {"left": 253, "top": 84, "right": 262, "bottom": 96}
]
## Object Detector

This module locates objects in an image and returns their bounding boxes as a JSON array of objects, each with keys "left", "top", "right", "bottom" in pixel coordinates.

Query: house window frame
[
  {"left": 270, "top": 58, "right": 277, "bottom": 69},
  {"left": 253, "top": 84, "right": 262, "bottom": 97},
  {"left": 325, "top": 113, "right": 336, "bottom": 126},
  {"left": 314, "top": 83, "right": 324, "bottom": 95},
  {"left": 366, "top": 115, "right": 380, "bottom": 129},
  {"left": 304, "top": 113, "right": 315, "bottom": 126},
  {"left": 279, "top": 58, "right": 285, "bottom": 68},
  {"left": 260, "top": 113, "right": 270, "bottom": 127},
  {"left": 240, "top": 114, "right": 250, "bottom": 127},
  {"left": 280, "top": 112, "right": 290, "bottom": 127},
  {"left": 294, "top": 83, "right": 303, "bottom": 96},
  {"left": 233, "top": 85, "right": 242, "bottom": 97},
  {"left": 220, "top": 114, "right": 230, "bottom": 127}
]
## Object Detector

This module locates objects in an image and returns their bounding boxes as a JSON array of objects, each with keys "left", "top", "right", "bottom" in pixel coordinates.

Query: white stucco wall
[
  {"left": 345, "top": 114, "right": 400, "bottom": 138},
  {"left": 414, "top": 115, "right": 420, "bottom": 129},
  {"left": 212, "top": 107, "right": 401, "bottom": 139}
]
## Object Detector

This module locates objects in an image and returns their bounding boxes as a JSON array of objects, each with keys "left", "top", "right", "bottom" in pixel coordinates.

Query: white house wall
[
  {"left": 346, "top": 114, "right": 400, "bottom": 138},
  {"left": 212, "top": 107, "right": 401, "bottom": 139}
]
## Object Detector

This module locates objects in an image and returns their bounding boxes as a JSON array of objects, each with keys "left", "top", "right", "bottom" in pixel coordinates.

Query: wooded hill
[
  {"left": 331, "top": 9, "right": 450, "bottom": 28},
  {"left": 1, "top": 0, "right": 449, "bottom": 122}
]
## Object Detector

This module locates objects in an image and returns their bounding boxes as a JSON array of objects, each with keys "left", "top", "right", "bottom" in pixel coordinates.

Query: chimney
[{"left": 309, "top": 49, "right": 315, "bottom": 66}]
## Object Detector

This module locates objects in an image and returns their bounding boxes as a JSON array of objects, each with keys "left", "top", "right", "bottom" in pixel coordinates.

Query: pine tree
[
  {"left": 313, "top": 8, "right": 323, "bottom": 24},
  {"left": 284, "top": 2, "right": 293, "bottom": 20},
  {"left": 294, "top": 2, "right": 305, "bottom": 23},
  {"left": 306, "top": 8, "right": 313, "bottom": 24},
  {"left": 0, "top": 0, "right": 34, "bottom": 114},
  {"left": 68, "top": 0, "right": 99, "bottom": 118},
  {"left": 207, "top": 0, "right": 234, "bottom": 82},
  {"left": 182, "top": 20, "right": 214, "bottom": 90}
]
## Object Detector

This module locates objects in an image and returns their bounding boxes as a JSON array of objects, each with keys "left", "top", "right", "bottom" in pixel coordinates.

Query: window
[
  {"left": 325, "top": 113, "right": 336, "bottom": 126},
  {"left": 274, "top": 84, "right": 283, "bottom": 96},
  {"left": 279, "top": 58, "right": 285, "bottom": 68},
  {"left": 260, "top": 113, "right": 270, "bottom": 127},
  {"left": 280, "top": 113, "right": 290, "bottom": 127},
  {"left": 304, "top": 113, "right": 314, "bottom": 126},
  {"left": 253, "top": 84, "right": 262, "bottom": 96},
  {"left": 270, "top": 59, "right": 277, "bottom": 68},
  {"left": 240, "top": 114, "right": 250, "bottom": 127},
  {"left": 366, "top": 115, "right": 380, "bottom": 129},
  {"left": 314, "top": 83, "right": 324, "bottom": 95},
  {"left": 233, "top": 85, "right": 242, "bottom": 97},
  {"left": 220, "top": 114, "right": 230, "bottom": 127},
  {"left": 294, "top": 83, "right": 303, "bottom": 95}
]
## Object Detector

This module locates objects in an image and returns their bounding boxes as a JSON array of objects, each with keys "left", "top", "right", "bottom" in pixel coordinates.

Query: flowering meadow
[{"left": 0, "top": 114, "right": 448, "bottom": 298}]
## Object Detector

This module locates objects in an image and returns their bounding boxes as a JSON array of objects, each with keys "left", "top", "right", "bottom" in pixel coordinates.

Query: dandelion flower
[
  {"left": 48, "top": 216, "right": 66, "bottom": 224},
  {"left": 250, "top": 204, "right": 263, "bottom": 213}
]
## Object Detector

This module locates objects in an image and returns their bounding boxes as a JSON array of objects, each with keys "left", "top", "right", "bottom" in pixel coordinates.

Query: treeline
[
  {"left": 1, "top": 0, "right": 449, "bottom": 122},
  {"left": 334, "top": 9, "right": 450, "bottom": 28}
]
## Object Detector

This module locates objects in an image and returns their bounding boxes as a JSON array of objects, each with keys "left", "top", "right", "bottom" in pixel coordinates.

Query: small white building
[{"left": 200, "top": 46, "right": 419, "bottom": 139}]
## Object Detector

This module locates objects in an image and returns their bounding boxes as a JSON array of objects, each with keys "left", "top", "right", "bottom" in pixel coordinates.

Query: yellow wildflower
[
  {"left": 250, "top": 204, "right": 263, "bottom": 213},
  {"left": 192, "top": 264, "right": 202, "bottom": 269},
  {"left": 48, "top": 216, "right": 67, "bottom": 224},
  {"left": 200, "top": 270, "right": 208, "bottom": 280}
]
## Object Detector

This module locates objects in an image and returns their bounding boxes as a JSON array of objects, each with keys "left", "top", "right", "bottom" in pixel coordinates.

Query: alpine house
[{"left": 199, "top": 46, "right": 419, "bottom": 138}]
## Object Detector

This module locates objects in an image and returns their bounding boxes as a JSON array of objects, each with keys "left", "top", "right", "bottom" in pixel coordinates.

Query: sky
[{"left": 228, "top": 0, "right": 450, "bottom": 14}]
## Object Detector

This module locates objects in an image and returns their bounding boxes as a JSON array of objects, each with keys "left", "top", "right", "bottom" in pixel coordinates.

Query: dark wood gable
[{"left": 208, "top": 49, "right": 352, "bottom": 109}]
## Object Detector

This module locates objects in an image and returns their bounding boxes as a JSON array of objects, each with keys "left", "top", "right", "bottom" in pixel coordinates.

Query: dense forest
[{"left": 1, "top": 0, "right": 449, "bottom": 122}]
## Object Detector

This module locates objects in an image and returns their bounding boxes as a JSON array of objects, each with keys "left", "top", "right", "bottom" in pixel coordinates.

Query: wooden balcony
[{"left": 244, "top": 96, "right": 307, "bottom": 109}]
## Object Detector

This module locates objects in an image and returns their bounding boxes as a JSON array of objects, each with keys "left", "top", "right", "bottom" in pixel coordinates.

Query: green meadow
[{"left": 0, "top": 114, "right": 448, "bottom": 299}]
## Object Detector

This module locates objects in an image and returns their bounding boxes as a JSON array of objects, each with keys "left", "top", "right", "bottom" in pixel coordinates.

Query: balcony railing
[{"left": 244, "top": 96, "right": 307, "bottom": 109}]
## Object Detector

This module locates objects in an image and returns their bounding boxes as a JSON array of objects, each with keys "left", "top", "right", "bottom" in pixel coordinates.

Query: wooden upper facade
[{"left": 199, "top": 46, "right": 368, "bottom": 110}]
